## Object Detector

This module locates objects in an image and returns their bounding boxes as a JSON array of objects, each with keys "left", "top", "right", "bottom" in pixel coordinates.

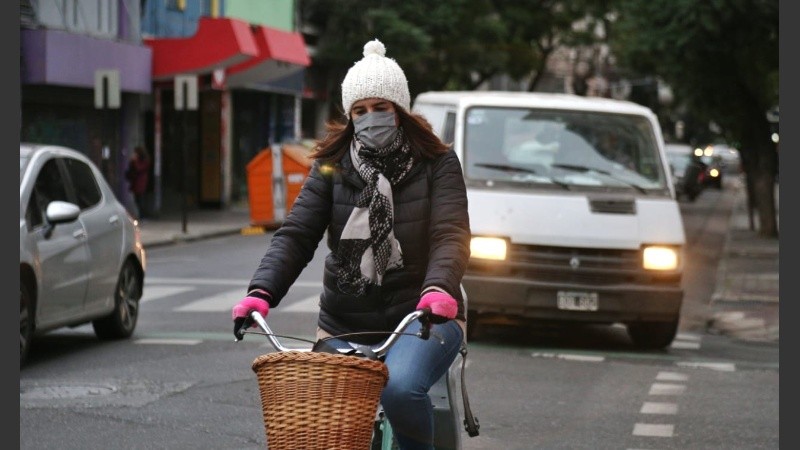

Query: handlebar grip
[
  {"left": 233, "top": 317, "right": 250, "bottom": 341},
  {"left": 418, "top": 308, "right": 433, "bottom": 340}
]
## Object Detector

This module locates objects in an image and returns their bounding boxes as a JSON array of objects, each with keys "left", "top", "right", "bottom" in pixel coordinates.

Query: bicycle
[{"left": 235, "top": 308, "right": 479, "bottom": 449}]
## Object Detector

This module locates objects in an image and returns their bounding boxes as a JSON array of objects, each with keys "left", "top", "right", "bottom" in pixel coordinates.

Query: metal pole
[{"left": 181, "top": 82, "right": 189, "bottom": 234}]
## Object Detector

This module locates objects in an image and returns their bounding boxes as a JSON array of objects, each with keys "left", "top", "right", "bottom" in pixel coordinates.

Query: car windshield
[{"left": 463, "top": 107, "right": 668, "bottom": 193}]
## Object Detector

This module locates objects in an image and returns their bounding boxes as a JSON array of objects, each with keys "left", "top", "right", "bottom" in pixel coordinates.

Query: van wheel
[{"left": 626, "top": 319, "right": 679, "bottom": 350}]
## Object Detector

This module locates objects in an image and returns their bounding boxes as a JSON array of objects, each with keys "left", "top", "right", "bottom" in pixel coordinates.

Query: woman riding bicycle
[{"left": 232, "top": 38, "right": 471, "bottom": 450}]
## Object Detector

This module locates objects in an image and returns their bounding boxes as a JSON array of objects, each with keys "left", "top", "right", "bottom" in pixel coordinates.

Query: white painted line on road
[
  {"left": 146, "top": 277, "right": 250, "bottom": 286},
  {"left": 530, "top": 352, "right": 605, "bottom": 362},
  {"left": 640, "top": 402, "right": 678, "bottom": 415},
  {"left": 648, "top": 383, "right": 686, "bottom": 396},
  {"left": 676, "top": 361, "right": 736, "bottom": 372},
  {"left": 656, "top": 371, "right": 689, "bottom": 382},
  {"left": 282, "top": 295, "right": 321, "bottom": 313},
  {"left": 174, "top": 289, "right": 242, "bottom": 312},
  {"left": 675, "top": 332, "right": 702, "bottom": 341},
  {"left": 716, "top": 311, "right": 746, "bottom": 321},
  {"left": 135, "top": 338, "right": 202, "bottom": 345},
  {"left": 670, "top": 340, "right": 701, "bottom": 350},
  {"left": 632, "top": 423, "right": 674, "bottom": 437},
  {"left": 146, "top": 277, "right": 323, "bottom": 288},
  {"left": 141, "top": 286, "right": 193, "bottom": 303}
]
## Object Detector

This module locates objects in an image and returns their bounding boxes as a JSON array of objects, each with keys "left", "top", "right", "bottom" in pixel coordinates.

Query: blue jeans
[{"left": 381, "top": 319, "right": 463, "bottom": 450}]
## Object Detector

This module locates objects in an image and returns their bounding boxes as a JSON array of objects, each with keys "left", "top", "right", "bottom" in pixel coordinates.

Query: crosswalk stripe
[
  {"left": 632, "top": 423, "right": 674, "bottom": 437},
  {"left": 174, "top": 289, "right": 242, "bottom": 312},
  {"left": 282, "top": 295, "right": 320, "bottom": 313},
  {"left": 135, "top": 338, "right": 201, "bottom": 345},
  {"left": 648, "top": 383, "right": 686, "bottom": 396},
  {"left": 146, "top": 278, "right": 322, "bottom": 288},
  {"left": 676, "top": 361, "right": 736, "bottom": 372},
  {"left": 142, "top": 286, "right": 193, "bottom": 303},
  {"left": 640, "top": 402, "right": 678, "bottom": 415},
  {"left": 670, "top": 341, "right": 701, "bottom": 350},
  {"left": 656, "top": 371, "right": 688, "bottom": 382}
]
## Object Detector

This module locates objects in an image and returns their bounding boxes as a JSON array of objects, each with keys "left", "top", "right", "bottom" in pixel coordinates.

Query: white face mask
[{"left": 353, "top": 111, "right": 399, "bottom": 149}]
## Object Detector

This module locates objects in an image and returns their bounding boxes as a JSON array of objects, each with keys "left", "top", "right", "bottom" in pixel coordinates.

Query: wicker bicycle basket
[{"left": 251, "top": 351, "right": 389, "bottom": 450}]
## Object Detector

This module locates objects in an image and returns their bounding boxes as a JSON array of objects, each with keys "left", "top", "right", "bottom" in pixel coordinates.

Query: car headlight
[
  {"left": 642, "top": 246, "right": 679, "bottom": 271},
  {"left": 709, "top": 168, "right": 720, "bottom": 178},
  {"left": 470, "top": 237, "right": 507, "bottom": 260}
]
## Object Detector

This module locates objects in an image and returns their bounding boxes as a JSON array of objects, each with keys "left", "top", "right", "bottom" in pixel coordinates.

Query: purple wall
[{"left": 21, "top": 29, "right": 152, "bottom": 93}]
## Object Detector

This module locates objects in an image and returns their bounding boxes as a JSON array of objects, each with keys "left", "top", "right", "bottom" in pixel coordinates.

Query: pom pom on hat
[{"left": 341, "top": 39, "right": 411, "bottom": 116}]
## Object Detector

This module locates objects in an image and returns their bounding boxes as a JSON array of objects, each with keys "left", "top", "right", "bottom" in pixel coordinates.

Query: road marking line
[
  {"left": 633, "top": 423, "right": 674, "bottom": 437},
  {"left": 174, "top": 289, "right": 242, "bottom": 312},
  {"left": 640, "top": 402, "right": 678, "bottom": 415},
  {"left": 648, "top": 383, "right": 686, "bottom": 395},
  {"left": 282, "top": 295, "right": 320, "bottom": 313},
  {"left": 670, "top": 340, "right": 701, "bottom": 350},
  {"left": 134, "top": 338, "right": 202, "bottom": 345},
  {"left": 656, "top": 371, "right": 688, "bottom": 382},
  {"left": 676, "top": 361, "right": 736, "bottom": 372},
  {"left": 146, "top": 277, "right": 322, "bottom": 287},
  {"left": 141, "top": 286, "right": 193, "bottom": 303},
  {"left": 675, "top": 332, "right": 702, "bottom": 341},
  {"left": 530, "top": 352, "right": 605, "bottom": 362}
]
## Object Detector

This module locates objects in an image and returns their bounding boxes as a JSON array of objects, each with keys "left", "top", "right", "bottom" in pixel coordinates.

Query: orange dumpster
[{"left": 246, "top": 144, "right": 313, "bottom": 228}]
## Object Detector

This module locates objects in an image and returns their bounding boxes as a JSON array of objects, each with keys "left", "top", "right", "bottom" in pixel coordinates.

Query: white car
[{"left": 20, "top": 143, "right": 146, "bottom": 365}]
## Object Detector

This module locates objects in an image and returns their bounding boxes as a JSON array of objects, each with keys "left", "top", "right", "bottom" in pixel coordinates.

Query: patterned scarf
[{"left": 336, "top": 127, "right": 416, "bottom": 296}]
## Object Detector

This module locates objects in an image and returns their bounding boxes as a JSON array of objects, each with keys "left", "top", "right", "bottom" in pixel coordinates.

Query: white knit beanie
[{"left": 340, "top": 39, "right": 411, "bottom": 117}]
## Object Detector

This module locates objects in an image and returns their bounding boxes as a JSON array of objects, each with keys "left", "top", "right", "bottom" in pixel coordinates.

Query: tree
[
  {"left": 299, "top": 0, "right": 505, "bottom": 119},
  {"left": 611, "top": 0, "right": 779, "bottom": 237}
]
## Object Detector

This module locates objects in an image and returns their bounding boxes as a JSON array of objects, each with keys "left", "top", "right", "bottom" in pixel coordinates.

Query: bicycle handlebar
[{"left": 237, "top": 309, "right": 434, "bottom": 359}]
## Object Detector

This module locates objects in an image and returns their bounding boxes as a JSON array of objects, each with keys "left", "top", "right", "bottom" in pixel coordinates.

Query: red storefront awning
[
  {"left": 144, "top": 17, "right": 259, "bottom": 81},
  {"left": 225, "top": 26, "right": 311, "bottom": 88}
]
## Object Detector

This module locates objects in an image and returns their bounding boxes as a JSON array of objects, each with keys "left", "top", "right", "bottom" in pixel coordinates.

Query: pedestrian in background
[
  {"left": 232, "top": 39, "right": 471, "bottom": 449},
  {"left": 126, "top": 145, "right": 151, "bottom": 219}
]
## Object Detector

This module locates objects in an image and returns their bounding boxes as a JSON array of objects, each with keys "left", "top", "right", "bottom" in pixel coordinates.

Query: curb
[{"left": 143, "top": 228, "right": 248, "bottom": 250}]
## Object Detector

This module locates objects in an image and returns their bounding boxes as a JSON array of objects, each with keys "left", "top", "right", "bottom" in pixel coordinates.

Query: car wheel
[
  {"left": 626, "top": 319, "right": 679, "bottom": 350},
  {"left": 21, "top": 283, "right": 34, "bottom": 366},
  {"left": 93, "top": 260, "right": 141, "bottom": 340}
]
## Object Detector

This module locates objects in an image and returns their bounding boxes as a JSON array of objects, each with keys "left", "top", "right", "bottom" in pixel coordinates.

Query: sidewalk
[
  {"left": 706, "top": 178, "right": 780, "bottom": 343},
  {"left": 138, "top": 203, "right": 259, "bottom": 249},
  {"left": 137, "top": 180, "right": 779, "bottom": 344}
]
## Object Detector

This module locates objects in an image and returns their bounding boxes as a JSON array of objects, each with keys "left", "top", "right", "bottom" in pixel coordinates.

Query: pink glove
[
  {"left": 416, "top": 291, "right": 458, "bottom": 323},
  {"left": 232, "top": 292, "right": 270, "bottom": 321}
]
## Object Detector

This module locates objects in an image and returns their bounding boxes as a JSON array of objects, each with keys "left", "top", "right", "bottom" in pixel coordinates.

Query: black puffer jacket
[{"left": 248, "top": 148, "right": 470, "bottom": 344}]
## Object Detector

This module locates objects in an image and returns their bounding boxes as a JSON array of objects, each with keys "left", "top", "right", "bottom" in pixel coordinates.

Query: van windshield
[{"left": 463, "top": 107, "right": 668, "bottom": 193}]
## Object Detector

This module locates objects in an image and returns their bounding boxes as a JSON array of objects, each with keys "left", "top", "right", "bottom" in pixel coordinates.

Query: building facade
[
  {"left": 21, "top": 0, "right": 310, "bottom": 217},
  {"left": 20, "top": 0, "right": 152, "bottom": 212},
  {"left": 142, "top": 0, "right": 309, "bottom": 213}
]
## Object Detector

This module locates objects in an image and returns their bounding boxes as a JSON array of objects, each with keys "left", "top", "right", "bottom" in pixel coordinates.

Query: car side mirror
[{"left": 42, "top": 201, "right": 81, "bottom": 239}]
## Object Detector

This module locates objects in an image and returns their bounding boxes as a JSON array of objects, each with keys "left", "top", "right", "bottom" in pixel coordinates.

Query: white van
[{"left": 413, "top": 91, "right": 685, "bottom": 349}]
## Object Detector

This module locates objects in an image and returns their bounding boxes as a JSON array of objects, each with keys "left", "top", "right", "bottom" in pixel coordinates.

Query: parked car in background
[
  {"left": 20, "top": 143, "right": 146, "bottom": 365},
  {"left": 665, "top": 143, "right": 706, "bottom": 201}
]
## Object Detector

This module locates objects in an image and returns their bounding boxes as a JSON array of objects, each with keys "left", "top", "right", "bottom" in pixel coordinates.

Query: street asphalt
[{"left": 137, "top": 177, "right": 779, "bottom": 344}]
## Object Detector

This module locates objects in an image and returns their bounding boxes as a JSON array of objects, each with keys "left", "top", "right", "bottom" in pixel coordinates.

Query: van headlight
[
  {"left": 470, "top": 237, "right": 507, "bottom": 260},
  {"left": 642, "top": 245, "right": 679, "bottom": 271}
]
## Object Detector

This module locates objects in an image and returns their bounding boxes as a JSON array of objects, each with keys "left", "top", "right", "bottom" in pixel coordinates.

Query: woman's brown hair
[{"left": 309, "top": 103, "right": 451, "bottom": 163}]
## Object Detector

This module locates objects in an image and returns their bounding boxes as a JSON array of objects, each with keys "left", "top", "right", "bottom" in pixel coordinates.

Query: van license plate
[{"left": 557, "top": 291, "right": 599, "bottom": 311}]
